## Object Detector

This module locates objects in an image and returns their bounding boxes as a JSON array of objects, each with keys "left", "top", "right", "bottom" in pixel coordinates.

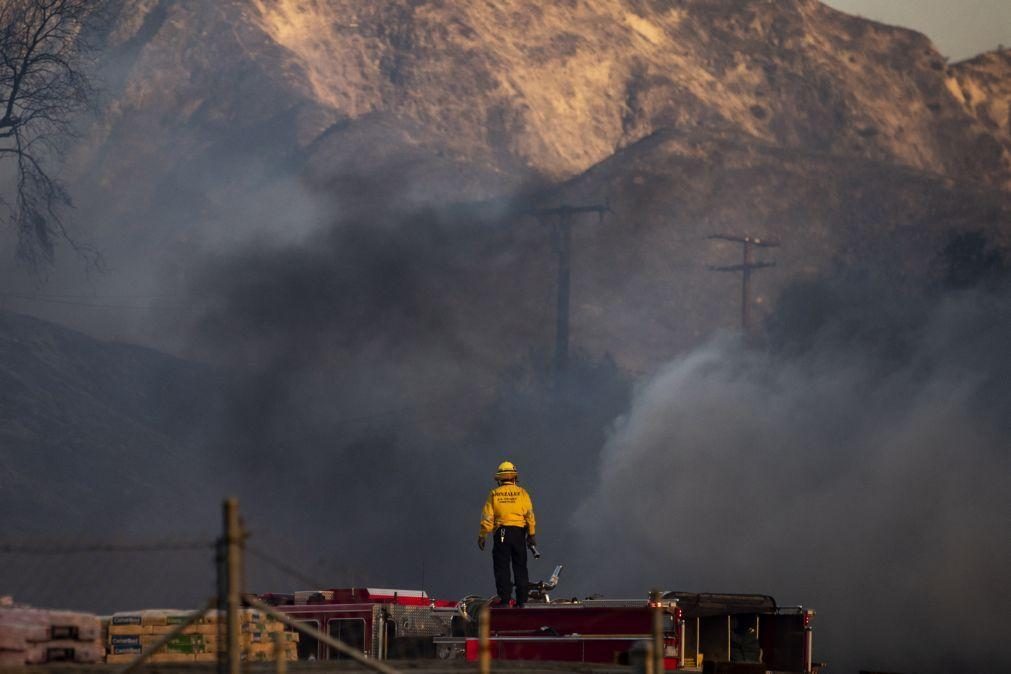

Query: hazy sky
[{"left": 825, "top": 0, "right": 1010, "bottom": 60}]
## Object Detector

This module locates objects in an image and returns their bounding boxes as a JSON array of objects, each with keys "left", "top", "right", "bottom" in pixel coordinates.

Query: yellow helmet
[{"left": 495, "top": 461, "right": 518, "bottom": 480}]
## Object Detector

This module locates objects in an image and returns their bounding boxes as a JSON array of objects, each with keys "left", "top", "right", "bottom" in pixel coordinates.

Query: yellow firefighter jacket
[{"left": 479, "top": 483, "right": 536, "bottom": 537}]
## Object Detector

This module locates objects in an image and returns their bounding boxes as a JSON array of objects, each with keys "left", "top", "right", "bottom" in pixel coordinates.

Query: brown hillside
[
  {"left": 948, "top": 49, "right": 1011, "bottom": 188},
  {"left": 76, "top": 0, "right": 1011, "bottom": 209},
  {"left": 4, "top": 0, "right": 1008, "bottom": 356}
]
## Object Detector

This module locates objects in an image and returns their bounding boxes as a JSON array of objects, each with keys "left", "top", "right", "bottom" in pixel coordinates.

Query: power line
[
  {"left": 246, "top": 545, "right": 328, "bottom": 590},
  {"left": 5, "top": 291, "right": 183, "bottom": 300},
  {"left": 0, "top": 292, "right": 188, "bottom": 310},
  {"left": 0, "top": 540, "right": 215, "bottom": 554}
]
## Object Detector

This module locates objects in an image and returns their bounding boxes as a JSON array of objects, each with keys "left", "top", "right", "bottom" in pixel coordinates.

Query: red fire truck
[{"left": 259, "top": 567, "right": 817, "bottom": 672}]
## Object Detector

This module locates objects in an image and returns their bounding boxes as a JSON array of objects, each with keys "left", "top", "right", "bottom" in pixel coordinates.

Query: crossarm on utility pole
[
  {"left": 119, "top": 599, "right": 215, "bottom": 674},
  {"left": 707, "top": 234, "right": 780, "bottom": 247},
  {"left": 706, "top": 232, "right": 780, "bottom": 333},
  {"left": 708, "top": 262, "right": 776, "bottom": 272},
  {"left": 243, "top": 594, "right": 400, "bottom": 674},
  {"left": 522, "top": 201, "right": 612, "bottom": 220}
]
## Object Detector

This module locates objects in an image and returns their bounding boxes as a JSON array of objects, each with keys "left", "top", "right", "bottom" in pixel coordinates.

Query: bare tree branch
[{"left": 0, "top": 0, "right": 102, "bottom": 268}]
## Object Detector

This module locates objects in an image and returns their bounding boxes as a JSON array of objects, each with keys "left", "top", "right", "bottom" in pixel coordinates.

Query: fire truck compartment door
[
  {"left": 758, "top": 614, "right": 805, "bottom": 672},
  {"left": 327, "top": 618, "right": 366, "bottom": 660}
]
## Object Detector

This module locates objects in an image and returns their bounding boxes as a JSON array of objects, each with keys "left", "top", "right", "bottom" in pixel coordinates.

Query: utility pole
[
  {"left": 525, "top": 203, "right": 609, "bottom": 378},
  {"left": 222, "top": 498, "right": 244, "bottom": 674},
  {"left": 707, "top": 234, "right": 779, "bottom": 333}
]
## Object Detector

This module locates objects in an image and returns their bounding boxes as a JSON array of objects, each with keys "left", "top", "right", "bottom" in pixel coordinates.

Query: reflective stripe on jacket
[{"left": 479, "top": 483, "right": 536, "bottom": 536}]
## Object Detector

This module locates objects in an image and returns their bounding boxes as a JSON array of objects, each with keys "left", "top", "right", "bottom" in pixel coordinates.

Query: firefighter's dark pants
[{"left": 492, "top": 526, "right": 529, "bottom": 605}]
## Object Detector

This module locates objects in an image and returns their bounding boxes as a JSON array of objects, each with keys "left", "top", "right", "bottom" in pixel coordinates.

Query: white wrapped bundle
[
  {"left": 47, "top": 610, "right": 101, "bottom": 641},
  {"left": 0, "top": 651, "right": 26, "bottom": 666},
  {"left": 0, "top": 628, "right": 29, "bottom": 650},
  {"left": 0, "top": 608, "right": 50, "bottom": 643},
  {"left": 0, "top": 607, "right": 102, "bottom": 643}
]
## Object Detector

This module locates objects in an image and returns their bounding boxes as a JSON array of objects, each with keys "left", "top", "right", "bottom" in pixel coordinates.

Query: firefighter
[{"left": 477, "top": 461, "right": 537, "bottom": 607}]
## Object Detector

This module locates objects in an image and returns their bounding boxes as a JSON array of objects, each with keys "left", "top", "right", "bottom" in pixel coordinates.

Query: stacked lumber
[
  {"left": 0, "top": 606, "right": 104, "bottom": 664},
  {"left": 106, "top": 608, "right": 297, "bottom": 663}
]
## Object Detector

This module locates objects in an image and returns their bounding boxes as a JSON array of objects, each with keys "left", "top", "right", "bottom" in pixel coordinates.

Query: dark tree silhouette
[{"left": 0, "top": 0, "right": 100, "bottom": 267}]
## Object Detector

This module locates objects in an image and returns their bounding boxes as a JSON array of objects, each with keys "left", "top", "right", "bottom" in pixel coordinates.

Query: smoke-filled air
[
  {"left": 577, "top": 270, "right": 1011, "bottom": 674},
  {"left": 1, "top": 2, "right": 1009, "bottom": 674}
]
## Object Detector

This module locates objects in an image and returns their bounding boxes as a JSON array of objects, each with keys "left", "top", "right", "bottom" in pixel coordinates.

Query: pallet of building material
[
  {"left": 201, "top": 609, "right": 267, "bottom": 625},
  {"left": 147, "top": 634, "right": 217, "bottom": 654},
  {"left": 193, "top": 634, "right": 295, "bottom": 654},
  {"left": 139, "top": 609, "right": 197, "bottom": 627},
  {"left": 149, "top": 652, "right": 197, "bottom": 663},
  {"left": 165, "top": 610, "right": 221, "bottom": 627},
  {"left": 133, "top": 610, "right": 172, "bottom": 627},
  {"left": 0, "top": 608, "right": 51, "bottom": 644},
  {"left": 0, "top": 650, "right": 26, "bottom": 666},
  {"left": 109, "top": 609, "right": 202, "bottom": 635},
  {"left": 0, "top": 632, "right": 24, "bottom": 651},
  {"left": 0, "top": 623, "right": 33, "bottom": 651},
  {"left": 244, "top": 651, "right": 297, "bottom": 662},
  {"left": 25, "top": 640, "right": 104, "bottom": 664},
  {"left": 216, "top": 649, "right": 298, "bottom": 663},
  {"left": 144, "top": 624, "right": 215, "bottom": 636},
  {"left": 108, "top": 612, "right": 149, "bottom": 636},
  {"left": 109, "top": 608, "right": 278, "bottom": 638},
  {"left": 111, "top": 633, "right": 220, "bottom": 655},
  {"left": 245, "top": 639, "right": 296, "bottom": 652},
  {"left": 108, "top": 624, "right": 152, "bottom": 636},
  {"left": 142, "top": 623, "right": 219, "bottom": 636},
  {"left": 1, "top": 607, "right": 101, "bottom": 645},
  {"left": 244, "top": 627, "right": 286, "bottom": 643},
  {"left": 245, "top": 629, "right": 297, "bottom": 644},
  {"left": 107, "top": 635, "right": 143, "bottom": 656},
  {"left": 45, "top": 610, "right": 101, "bottom": 641},
  {"left": 107, "top": 651, "right": 197, "bottom": 664},
  {"left": 243, "top": 643, "right": 297, "bottom": 662}
]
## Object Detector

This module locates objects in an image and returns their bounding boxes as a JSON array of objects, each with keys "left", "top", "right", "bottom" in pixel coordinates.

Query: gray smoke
[
  {"left": 575, "top": 275, "right": 1011, "bottom": 674},
  {"left": 144, "top": 203, "right": 1011, "bottom": 674},
  {"left": 178, "top": 186, "right": 633, "bottom": 598}
]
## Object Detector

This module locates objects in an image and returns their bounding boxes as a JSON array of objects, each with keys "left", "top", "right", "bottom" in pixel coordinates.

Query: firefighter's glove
[
  {"left": 477, "top": 535, "right": 486, "bottom": 551},
  {"left": 527, "top": 535, "right": 537, "bottom": 547}
]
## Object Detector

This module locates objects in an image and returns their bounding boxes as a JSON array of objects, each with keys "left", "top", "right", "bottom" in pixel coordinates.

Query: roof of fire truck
[
  {"left": 258, "top": 588, "right": 809, "bottom": 617},
  {"left": 259, "top": 588, "right": 457, "bottom": 608},
  {"left": 662, "top": 592, "right": 814, "bottom": 617}
]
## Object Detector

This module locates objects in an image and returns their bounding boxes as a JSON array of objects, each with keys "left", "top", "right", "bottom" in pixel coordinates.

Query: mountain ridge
[{"left": 3, "top": 0, "right": 1009, "bottom": 358}]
